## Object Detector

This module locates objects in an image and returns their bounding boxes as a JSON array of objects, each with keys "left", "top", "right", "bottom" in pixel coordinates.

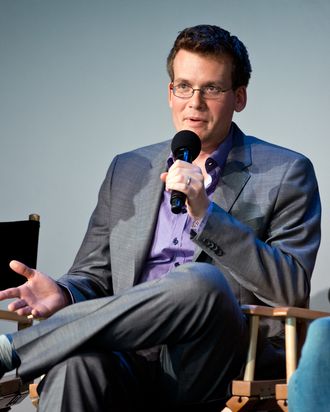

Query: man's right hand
[{"left": 0, "top": 260, "right": 70, "bottom": 319}]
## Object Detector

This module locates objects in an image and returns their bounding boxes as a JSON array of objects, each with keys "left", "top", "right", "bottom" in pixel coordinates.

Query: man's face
[{"left": 168, "top": 49, "right": 247, "bottom": 152}]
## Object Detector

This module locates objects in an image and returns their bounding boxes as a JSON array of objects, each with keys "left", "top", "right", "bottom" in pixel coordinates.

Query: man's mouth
[{"left": 185, "top": 116, "right": 207, "bottom": 124}]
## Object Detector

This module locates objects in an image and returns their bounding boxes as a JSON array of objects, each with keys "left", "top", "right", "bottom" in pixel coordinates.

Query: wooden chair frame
[
  {"left": 0, "top": 311, "right": 32, "bottom": 411},
  {"left": 0, "top": 214, "right": 39, "bottom": 411},
  {"left": 226, "top": 305, "right": 330, "bottom": 412}
]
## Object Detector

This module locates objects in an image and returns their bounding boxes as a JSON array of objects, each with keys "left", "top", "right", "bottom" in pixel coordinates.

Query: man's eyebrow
[
  {"left": 173, "top": 78, "right": 190, "bottom": 83},
  {"left": 174, "top": 78, "right": 224, "bottom": 87}
]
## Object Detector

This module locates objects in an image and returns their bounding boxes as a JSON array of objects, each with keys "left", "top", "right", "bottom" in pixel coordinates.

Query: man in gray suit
[{"left": 0, "top": 25, "right": 321, "bottom": 411}]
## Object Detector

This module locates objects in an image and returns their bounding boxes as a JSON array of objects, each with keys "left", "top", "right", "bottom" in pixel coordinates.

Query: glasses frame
[{"left": 170, "top": 82, "right": 232, "bottom": 100}]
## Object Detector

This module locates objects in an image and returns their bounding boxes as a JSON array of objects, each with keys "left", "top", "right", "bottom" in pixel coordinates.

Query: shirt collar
[{"left": 206, "top": 124, "right": 234, "bottom": 172}]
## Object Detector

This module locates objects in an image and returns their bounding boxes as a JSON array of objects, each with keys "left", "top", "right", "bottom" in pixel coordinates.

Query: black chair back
[{"left": 0, "top": 215, "right": 40, "bottom": 290}]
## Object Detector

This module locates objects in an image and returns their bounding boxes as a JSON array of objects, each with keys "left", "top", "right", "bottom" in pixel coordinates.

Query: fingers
[
  {"left": 7, "top": 298, "right": 45, "bottom": 318},
  {"left": 8, "top": 298, "right": 40, "bottom": 317},
  {"left": 31, "top": 308, "right": 42, "bottom": 318},
  {"left": 162, "top": 161, "right": 209, "bottom": 219},
  {"left": 160, "top": 172, "right": 168, "bottom": 185},
  {"left": 15, "top": 306, "right": 34, "bottom": 317},
  {"left": 9, "top": 260, "right": 34, "bottom": 280},
  {"left": 166, "top": 160, "right": 203, "bottom": 193},
  {"left": 8, "top": 298, "right": 28, "bottom": 312},
  {"left": 0, "top": 286, "right": 21, "bottom": 301},
  {"left": 166, "top": 161, "right": 210, "bottom": 219},
  {"left": 0, "top": 261, "right": 34, "bottom": 302}
]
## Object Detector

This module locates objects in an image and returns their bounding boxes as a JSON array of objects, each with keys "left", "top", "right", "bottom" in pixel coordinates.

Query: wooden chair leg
[
  {"left": 285, "top": 316, "right": 297, "bottom": 381},
  {"left": 243, "top": 315, "right": 259, "bottom": 381},
  {"left": 226, "top": 395, "right": 260, "bottom": 411},
  {"left": 29, "top": 383, "right": 39, "bottom": 408},
  {"left": 276, "top": 383, "right": 288, "bottom": 412},
  {"left": 277, "top": 399, "right": 288, "bottom": 412}
]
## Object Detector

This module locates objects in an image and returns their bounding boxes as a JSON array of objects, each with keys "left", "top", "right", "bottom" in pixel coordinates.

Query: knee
[{"left": 167, "top": 262, "right": 234, "bottom": 307}]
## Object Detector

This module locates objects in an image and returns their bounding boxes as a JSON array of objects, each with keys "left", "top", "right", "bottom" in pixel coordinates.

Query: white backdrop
[{"left": 0, "top": 1, "right": 329, "bottom": 409}]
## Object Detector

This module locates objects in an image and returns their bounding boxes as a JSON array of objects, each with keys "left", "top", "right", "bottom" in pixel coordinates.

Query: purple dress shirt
[{"left": 139, "top": 126, "right": 233, "bottom": 283}]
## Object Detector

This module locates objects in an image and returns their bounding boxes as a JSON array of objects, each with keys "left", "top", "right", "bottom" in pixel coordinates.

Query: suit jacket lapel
[
  {"left": 193, "top": 125, "right": 252, "bottom": 261},
  {"left": 116, "top": 142, "right": 170, "bottom": 291},
  {"left": 213, "top": 125, "right": 251, "bottom": 212},
  {"left": 133, "top": 149, "right": 168, "bottom": 284}
]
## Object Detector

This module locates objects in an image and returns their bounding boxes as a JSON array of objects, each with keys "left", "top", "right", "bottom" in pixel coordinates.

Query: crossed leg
[{"left": 11, "top": 263, "right": 248, "bottom": 411}]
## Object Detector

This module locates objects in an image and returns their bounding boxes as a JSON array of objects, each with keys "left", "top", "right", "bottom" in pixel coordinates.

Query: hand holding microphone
[
  {"left": 160, "top": 130, "right": 210, "bottom": 218},
  {"left": 169, "top": 130, "right": 201, "bottom": 213}
]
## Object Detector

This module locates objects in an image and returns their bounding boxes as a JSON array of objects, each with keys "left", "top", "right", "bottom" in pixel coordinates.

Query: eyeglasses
[{"left": 170, "top": 82, "right": 232, "bottom": 100}]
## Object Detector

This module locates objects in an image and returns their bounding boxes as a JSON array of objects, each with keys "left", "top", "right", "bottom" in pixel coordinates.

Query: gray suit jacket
[{"left": 59, "top": 123, "right": 321, "bottom": 342}]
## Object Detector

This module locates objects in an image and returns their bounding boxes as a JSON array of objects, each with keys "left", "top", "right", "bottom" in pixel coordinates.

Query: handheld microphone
[{"left": 170, "top": 130, "right": 201, "bottom": 214}]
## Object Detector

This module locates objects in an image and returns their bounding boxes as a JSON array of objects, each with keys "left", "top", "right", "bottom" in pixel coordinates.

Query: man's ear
[
  {"left": 234, "top": 86, "right": 247, "bottom": 113},
  {"left": 168, "top": 82, "right": 173, "bottom": 108}
]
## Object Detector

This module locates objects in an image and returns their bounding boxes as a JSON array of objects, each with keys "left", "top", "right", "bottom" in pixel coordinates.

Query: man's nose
[{"left": 188, "top": 89, "right": 205, "bottom": 109}]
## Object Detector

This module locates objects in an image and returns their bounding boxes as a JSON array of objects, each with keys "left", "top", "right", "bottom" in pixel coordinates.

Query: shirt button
[{"left": 173, "top": 237, "right": 179, "bottom": 245}]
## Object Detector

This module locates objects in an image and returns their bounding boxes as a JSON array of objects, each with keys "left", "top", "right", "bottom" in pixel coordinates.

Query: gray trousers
[{"left": 12, "top": 263, "right": 249, "bottom": 411}]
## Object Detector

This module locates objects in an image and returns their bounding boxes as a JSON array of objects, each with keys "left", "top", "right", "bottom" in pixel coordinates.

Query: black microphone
[{"left": 170, "top": 130, "right": 201, "bottom": 214}]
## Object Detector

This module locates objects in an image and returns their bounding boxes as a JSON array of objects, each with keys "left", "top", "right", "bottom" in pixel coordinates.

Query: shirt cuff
[
  {"left": 57, "top": 282, "right": 75, "bottom": 304},
  {"left": 190, "top": 202, "right": 213, "bottom": 237}
]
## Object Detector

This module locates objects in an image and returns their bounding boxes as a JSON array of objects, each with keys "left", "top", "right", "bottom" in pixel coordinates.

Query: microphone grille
[{"left": 171, "top": 130, "right": 201, "bottom": 161}]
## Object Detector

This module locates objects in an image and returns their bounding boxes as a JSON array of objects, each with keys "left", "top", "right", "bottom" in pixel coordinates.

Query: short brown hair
[{"left": 167, "top": 25, "right": 252, "bottom": 89}]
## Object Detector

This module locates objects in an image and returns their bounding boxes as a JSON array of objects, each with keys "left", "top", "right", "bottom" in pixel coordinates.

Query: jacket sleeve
[
  {"left": 57, "top": 157, "right": 119, "bottom": 302},
  {"left": 192, "top": 155, "right": 321, "bottom": 307}
]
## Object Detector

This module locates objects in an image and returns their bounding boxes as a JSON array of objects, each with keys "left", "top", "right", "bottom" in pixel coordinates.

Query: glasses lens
[
  {"left": 203, "top": 86, "right": 221, "bottom": 98},
  {"left": 172, "top": 84, "right": 229, "bottom": 99},
  {"left": 173, "top": 84, "right": 193, "bottom": 98}
]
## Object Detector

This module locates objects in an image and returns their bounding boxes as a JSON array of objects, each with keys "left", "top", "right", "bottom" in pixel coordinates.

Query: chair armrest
[
  {"left": 241, "top": 304, "right": 330, "bottom": 320},
  {"left": 0, "top": 309, "right": 32, "bottom": 329},
  {"left": 241, "top": 304, "right": 330, "bottom": 381}
]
